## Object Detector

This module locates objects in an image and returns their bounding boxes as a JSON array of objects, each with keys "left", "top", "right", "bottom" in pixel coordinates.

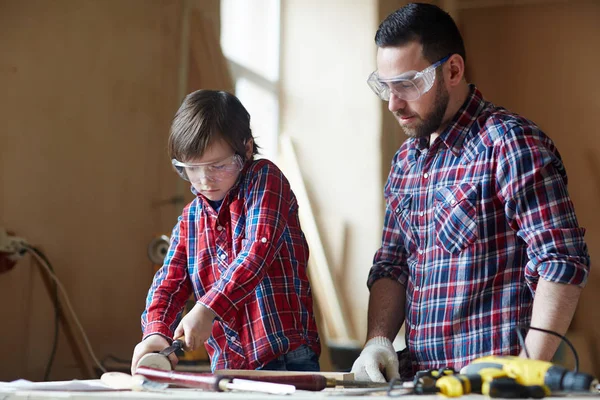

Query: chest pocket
[
  {"left": 434, "top": 183, "right": 478, "bottom": 254},
  {"left": 389, "top": 194, "right": 419, "bottom": 253}
]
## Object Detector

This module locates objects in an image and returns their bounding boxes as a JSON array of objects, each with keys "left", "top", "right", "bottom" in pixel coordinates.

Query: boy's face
[{"left": 185, "top": 139, "right": 244, "bottom": 201}]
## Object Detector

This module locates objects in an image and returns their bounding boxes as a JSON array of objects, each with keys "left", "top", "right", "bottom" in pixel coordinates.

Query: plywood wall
[
  {"left": 460, "top": 0, "right": 600, "bottom": 374},
  {"left": 279, "top": 0, "right": 383, "bottom": 344},
  {"left": 0, "top": 0, "right": 185, "bottom": 381}
]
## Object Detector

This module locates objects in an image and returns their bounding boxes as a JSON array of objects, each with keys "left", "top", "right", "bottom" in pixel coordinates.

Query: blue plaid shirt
[{"left": 369, "top": 85, "right": 590, "bottom": 372}]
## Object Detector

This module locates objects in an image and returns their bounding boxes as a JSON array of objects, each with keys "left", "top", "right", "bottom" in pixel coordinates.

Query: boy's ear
[{"left": 244, "top": 138, "right": 254, "bottom": 160}]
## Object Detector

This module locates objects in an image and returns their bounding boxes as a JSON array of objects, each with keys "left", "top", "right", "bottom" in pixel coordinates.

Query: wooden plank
[
  {"left": 278, "top": 136, "right": 354, "bottom": 342},
  {"left": 187, "top": 10, "right": 234, "bottom": 93},
  {"left": 215, "top": 369, "right": 353, "bottom": 381}
]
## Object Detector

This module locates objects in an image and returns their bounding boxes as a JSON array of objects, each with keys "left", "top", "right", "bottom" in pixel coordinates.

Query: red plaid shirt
[
  {"left": 369, "top": 86, "right": 590, "bottom": 372},
  {"left": 142, "top": 159, "right": 320, "bottom": 370}
]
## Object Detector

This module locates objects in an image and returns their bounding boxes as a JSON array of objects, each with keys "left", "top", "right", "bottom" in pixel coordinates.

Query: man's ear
[
  {"left": 446, "top": 54, "right": 465, "bottom": 87},
  {"left": 244, "top": 138, "right": 254, "bottom": 160}
]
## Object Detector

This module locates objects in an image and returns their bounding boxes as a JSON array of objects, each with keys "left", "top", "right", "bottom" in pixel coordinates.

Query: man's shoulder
[{"left": 473, "top": 102, "right": 544, "bottom": 147}]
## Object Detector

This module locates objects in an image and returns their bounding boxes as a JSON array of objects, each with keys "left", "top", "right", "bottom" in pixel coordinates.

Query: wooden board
[
  {"left": 278, "top": 136, "right": 354, "bottom": 342},
  {"left": 214, "top": 369, "right": 353, "bottom": 381}
]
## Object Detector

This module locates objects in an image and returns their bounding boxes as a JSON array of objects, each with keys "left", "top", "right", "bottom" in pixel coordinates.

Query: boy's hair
[
  {"left": 375, "top": 3, "right": 466, "bottom": 64},
  {"left": 168, "top": 90, "right": 259, "bottom": 162}
]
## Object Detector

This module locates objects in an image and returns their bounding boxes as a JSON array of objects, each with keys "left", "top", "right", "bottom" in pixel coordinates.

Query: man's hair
[
  {"left": 375, "top": 3, "right": 466, "bottom": 64},
  {"left": 168, "top": 90, "right": 259, "bottom": 162}
]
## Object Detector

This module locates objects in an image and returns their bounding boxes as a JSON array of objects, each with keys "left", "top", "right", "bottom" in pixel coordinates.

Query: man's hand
[
  {"left": 351, "top": 336, "right": 400, "bottom": 382},
  {"left": 173, "top": 303, "right": 216, "bottom": 351},
  {"left": 131, "top": 334, "right": 177, "bottom": 375}
]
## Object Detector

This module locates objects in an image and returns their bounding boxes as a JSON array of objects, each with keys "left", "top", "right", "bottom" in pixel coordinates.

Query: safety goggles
[
  {"left": 367, "top": 55, "right": 451, "bottom": 101},
  {"left": 171, "top": 154, "right": 245, "bottom": 182}
]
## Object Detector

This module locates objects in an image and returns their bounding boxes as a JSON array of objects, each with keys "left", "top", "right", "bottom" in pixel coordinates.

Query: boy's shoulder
[
  {"left": 239, "top": 158, "right": 292, "bottom": 194},
  {"left": 243, "top": 158, "right": 286, "bottom": 180}
]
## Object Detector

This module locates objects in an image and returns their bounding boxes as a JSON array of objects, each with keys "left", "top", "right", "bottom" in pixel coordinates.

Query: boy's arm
[
  {"left": 200, "top": 163, "right": 291, "bottom": 323},
  {"left": 142, "top": 216, "right": 192, "bottom": 339}
]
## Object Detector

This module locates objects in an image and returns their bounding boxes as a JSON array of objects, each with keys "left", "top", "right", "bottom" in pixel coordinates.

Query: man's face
[
  {"left": 185, "top": 139, "right": 243, "bottom": 201},
  {"left": 376, "top": 42, "right": 450, "bottom": 138}
]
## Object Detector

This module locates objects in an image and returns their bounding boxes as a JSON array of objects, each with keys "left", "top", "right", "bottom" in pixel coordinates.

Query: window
[{"left": 221, "top": 0, "right": 280, "bottom": 160}]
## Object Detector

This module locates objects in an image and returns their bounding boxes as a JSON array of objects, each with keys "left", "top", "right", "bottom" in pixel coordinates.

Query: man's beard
[{"left": 399, "top": 79, "right": 450, "bottom": 139}]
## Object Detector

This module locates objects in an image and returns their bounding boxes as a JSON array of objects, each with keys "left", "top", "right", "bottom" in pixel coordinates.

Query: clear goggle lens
[
  {"left": 171, "top": 154, "right": 244, "bottom": 182},
  {"left": 367, "top": 55, "right": 450, "bottom": 101}
]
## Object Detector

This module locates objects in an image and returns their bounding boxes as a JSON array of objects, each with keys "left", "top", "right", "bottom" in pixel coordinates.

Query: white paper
[{"left": 0, "top": 378, "right": 115, "bottom": 392}]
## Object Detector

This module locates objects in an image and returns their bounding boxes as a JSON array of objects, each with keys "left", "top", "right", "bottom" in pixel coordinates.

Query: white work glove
[{"left": 351, "top": 336, "right": 400, "bottom": 382}]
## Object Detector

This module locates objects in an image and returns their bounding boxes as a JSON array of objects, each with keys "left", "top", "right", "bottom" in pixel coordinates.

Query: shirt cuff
[
  {"left": 142, "top": 321, "right": 173, "bottom": 340},
  {"left": 200, "top": 289, "right": 238, "bottom": 325},
  {"left": 528, "top": 259, "right": 590, "bottom": 288},
  {"left": 367, "top": 265, "right": 409, "bottom": 289}
]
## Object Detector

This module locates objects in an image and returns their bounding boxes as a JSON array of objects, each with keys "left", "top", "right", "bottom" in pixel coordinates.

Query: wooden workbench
[
  {"left": 0, "top": 390, "right": 483, "bottom": 399},
  {"left": 0, "top": 388, "right": 598, "bottom": 400}
]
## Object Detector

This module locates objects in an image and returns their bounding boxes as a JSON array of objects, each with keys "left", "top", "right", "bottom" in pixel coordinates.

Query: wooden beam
[{"left": 278, "top": 136, "right": 354, "bottom": 342}]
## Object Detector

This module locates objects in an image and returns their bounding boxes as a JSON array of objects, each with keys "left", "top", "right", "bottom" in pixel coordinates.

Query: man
[{"left": 351, "top": 3, "right": 590, "bottom": 382}]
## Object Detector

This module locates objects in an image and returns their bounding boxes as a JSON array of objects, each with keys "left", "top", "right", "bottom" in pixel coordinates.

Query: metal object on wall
[{"left": 147, "top": 235, "right": 170, "bottom": 265}]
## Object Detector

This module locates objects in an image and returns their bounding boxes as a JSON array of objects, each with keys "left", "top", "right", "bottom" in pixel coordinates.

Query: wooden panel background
[
  {"left": 0, "top": 0, "right": 184, "bottom": 381},
  {"left": 460, "top": 0, "right": 600, "bottom": 375}
]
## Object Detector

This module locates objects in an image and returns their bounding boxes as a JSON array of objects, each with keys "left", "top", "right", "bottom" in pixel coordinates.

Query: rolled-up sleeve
[
  {"left": 496, "top": 127, "right": 590, "bottom": 288},
  {"left": 368, "top": 160, "right": 410, "bottom": 290}
]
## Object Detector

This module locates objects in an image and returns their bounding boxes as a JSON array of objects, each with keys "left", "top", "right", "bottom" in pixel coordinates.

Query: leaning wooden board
[{"left": 214, "top": 369, "right": 353, "bottom": 381}]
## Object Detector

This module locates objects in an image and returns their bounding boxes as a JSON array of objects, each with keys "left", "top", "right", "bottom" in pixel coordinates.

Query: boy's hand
[
  {"left": 174, "top": 303, "right": 216, "bottom": 351},
  {"left": 130, "top": 334, "right": 177, "bottom": 375}
]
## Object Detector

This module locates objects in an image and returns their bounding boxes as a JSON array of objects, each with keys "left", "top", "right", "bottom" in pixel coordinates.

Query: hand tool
[
  {"left": 137, "top": 366, "right": 385, "bottom": 391},
  {"left": 136, "top": 337, "right": 184, "bottom": 371},
  {"left": 135, "top": 366, "right": 295, "bottom": 394}
]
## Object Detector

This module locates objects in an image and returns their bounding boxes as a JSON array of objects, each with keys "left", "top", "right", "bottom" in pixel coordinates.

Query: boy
[{"left": 131, "top": 90, "right": 321, "bottom": 373}]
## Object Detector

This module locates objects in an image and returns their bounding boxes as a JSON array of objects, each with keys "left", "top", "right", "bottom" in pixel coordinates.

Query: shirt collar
[
  {"left": 438, "top": 84, "right": 486, "bottom": 157},
  {"left": 410, "top": 84, "right": 485, "bottom": 157}
]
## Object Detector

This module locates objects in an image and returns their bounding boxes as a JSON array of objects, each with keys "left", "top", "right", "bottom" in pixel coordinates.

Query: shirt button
[
  {"left": 423, "top": 172, "right": 429, "bottom": 179},
  {"left": 395, "top": 208, "right": 400, "bottom": 213},
  {"left": 220, "top": 254, "right": 226, "bottom": 260},
  {"left": 417, "top": 248, "right": 424, "bottom": 255},
  {"left": 216, "top": 225, "right": 223, "bottom": 231},
  {"left": 260, "top": 237, "right": 267, "bottom": 243},
  {"left": 451, "top": 199, "right": 457, "bottom": 205},
  {"left": 411, "top": 324, "right": 416, "bottom": 330},
  {"left": 414, "top": 286, "right": 420, "bottom": 291},
  {"left": 419, "top": 211, "right": 424, "bottom": 217}
]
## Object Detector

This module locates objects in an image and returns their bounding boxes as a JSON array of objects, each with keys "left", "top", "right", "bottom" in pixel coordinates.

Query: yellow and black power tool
[{"left": 425, "top": 355, "right": 598, "bottom": 398}]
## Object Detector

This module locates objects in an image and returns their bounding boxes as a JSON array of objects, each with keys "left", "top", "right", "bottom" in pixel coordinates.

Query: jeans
[{"left": 260, "top": 345, "right": 320, "bottom": 372}]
